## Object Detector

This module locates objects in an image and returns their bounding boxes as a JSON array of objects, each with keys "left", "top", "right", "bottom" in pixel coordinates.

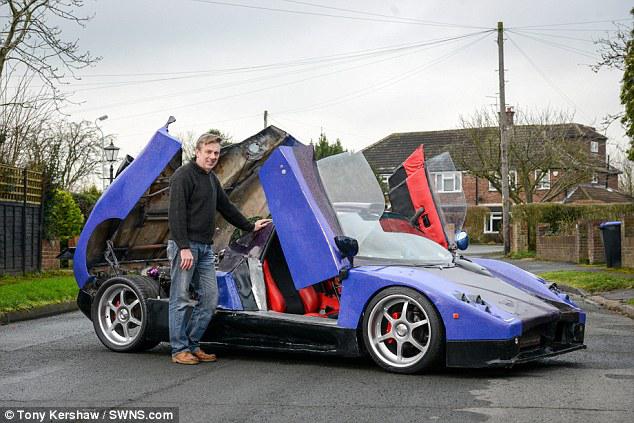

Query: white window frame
[
  {"left": 535, "top": 169, "right": 551, "bottom": 190},
  {"left": 379, "top": 174, "right": 390, "bottom": 187},
  {"left": 591, "top": 173, "right": 599, "bottom": 184},
  {"left": 431, "top": 171, "right": 462, "bottom": 193},
  {"left": 488, "top": 170, "right": 517, "bottom": 191},
  {"left": 484, "top": 212, "right": 502, "bottom": 233},
  {"left": 590, "top": 141, "right": 599, "bottom": 153}
]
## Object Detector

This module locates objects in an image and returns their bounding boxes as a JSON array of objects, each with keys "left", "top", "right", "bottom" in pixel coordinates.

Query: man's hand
[
  {"left": 180, "top": 248, "right": 194, "bottom": 270},
  {"left": 253, "top": 219, "right": 272, "bottom": 231}
]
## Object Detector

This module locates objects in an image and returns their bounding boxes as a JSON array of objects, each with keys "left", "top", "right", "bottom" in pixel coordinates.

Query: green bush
[
  {"left": 72, "top": 185, "right": 102, "bottom": 220},
  {"left": 46, "top": 189, "right": 84, "bottom": 241}
]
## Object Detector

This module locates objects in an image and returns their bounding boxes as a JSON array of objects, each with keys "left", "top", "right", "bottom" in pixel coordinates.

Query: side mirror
[
  {"left": 335, "top": 236, "right": 359, "bottom": 266},
  {"left": 455, "top": 231, "right": 469, "bottom": 251}
]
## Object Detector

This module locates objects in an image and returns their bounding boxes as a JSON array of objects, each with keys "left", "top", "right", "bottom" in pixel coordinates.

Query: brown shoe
[
  {"left": 171, "top": 351, "right": 199, "bottom": 365},
  {"left": 192, "top": 349, "right": 217, "bottom": 362}
]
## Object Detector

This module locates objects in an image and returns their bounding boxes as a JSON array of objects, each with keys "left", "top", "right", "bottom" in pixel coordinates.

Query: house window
[
  {"left": 484, "top": 212, "right": 502, "bottom": 233},
  {"left": 535, "top": 169, "right": 551, "bottom": 190},
  {"left": 431, "top": 171, "right": 462, "bottom": 193},
  {"left": 591, "top": 173, "right": 598, "bottom": 184},
  {"left": 488, "top": 170, "right": 517, "bottom": 191},
  {"left": 590, "top": 141, "right": 599, "bottom": 153},
  {"left": 379, "top": 174, "right": 390, "bottom": 187}
]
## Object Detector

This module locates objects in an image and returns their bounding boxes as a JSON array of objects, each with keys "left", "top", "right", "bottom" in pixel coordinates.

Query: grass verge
[
  {"left": 0, "top": 271, "right": 77, "bottom": 313},
  {"left": 508, "top": 250, "right": 536, "bottom": 260},
  {"left": 539, "top": 270, "right": 634, "bottom": 293}
]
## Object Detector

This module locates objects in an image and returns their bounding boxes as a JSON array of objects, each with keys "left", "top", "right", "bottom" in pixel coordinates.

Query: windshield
[{"left": 317, "top": 152, "right": 453, "bottom": 265}]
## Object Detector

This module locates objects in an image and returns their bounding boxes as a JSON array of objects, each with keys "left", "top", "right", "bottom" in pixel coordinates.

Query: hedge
[{"left": 512, "top": 203, "right": 634, "bottom": 250}]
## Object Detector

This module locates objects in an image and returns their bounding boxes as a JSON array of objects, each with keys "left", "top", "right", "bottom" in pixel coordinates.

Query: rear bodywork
[{"left": 75, "top": 124, "right": 585, "bottom": 368}]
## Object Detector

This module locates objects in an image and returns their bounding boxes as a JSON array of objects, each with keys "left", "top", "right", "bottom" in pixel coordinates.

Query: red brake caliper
[
  {"left": 385, "top": 312, "right": 400, "bottom": 344},
  {"left": 111, "top": 297, "right": 120, "bottom": 320}
]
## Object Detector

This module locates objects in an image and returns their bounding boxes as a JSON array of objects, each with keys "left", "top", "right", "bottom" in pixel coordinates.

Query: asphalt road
[{"left": 0, "top": 301, "right": 632, "bottom": 423}]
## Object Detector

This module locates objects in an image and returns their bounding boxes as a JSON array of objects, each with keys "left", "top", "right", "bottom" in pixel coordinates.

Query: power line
[
  {"left": 506, "top": 34, "right": 590, "bottom": 121},
  {"left": 100, "top": 31, "right": 492, "bottom": 123},
  {"left": 509, "top": 29, "right": 598, "bottom": 44},
  {"left": 277, "top": 0, "right": 489, "bottom": 29},
  {"left": 275, "top": 32, "right": 492, "bottom": 116},
  {"left": 507, "top": 29, "right": 597, "bottom": 60},
  {"left": 78, "top": 36, "right": 471, "bottom": 79},
  {"left": 189, "top": 0, "right": 490, "bottom": 28},
  {"left": 510, "top": 18, "right": 631, "bottom": 30},
  {"left": 47, "top": 31, "right": 487, "bottom": 92},
  {"left": 67, "top": 31, "right": 491, "bottom": 115}
]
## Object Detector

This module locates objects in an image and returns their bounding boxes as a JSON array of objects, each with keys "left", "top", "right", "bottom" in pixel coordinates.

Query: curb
[
  {"left": 559, "top": 284, "right": 634, "bottom": 320},
  {"left": 586, "top": 296, "right": 634, "bottom": 319},
  {"left": 0, "top": 301, "right": 78, "bottom": 325}
]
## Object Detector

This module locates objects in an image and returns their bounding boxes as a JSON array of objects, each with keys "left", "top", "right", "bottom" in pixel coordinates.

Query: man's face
[{"left": 195, "top": 142, "right": 221, "bottom": 172}]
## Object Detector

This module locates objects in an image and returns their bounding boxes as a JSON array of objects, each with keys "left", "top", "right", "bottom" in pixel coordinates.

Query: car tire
[
  {"left": 362, "top": 287, "right": 444, "bottom": 374},
  {"left": 91, "top": 275, "right": 160, "bottom": 352}
]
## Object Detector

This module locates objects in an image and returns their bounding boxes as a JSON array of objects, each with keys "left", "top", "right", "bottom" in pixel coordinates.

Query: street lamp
[
  {"left": 95, "top": 115, "right": 108, "bottom": 190},
  {"left": 104, "top": 140, "right": 120, "bottom": 183}
]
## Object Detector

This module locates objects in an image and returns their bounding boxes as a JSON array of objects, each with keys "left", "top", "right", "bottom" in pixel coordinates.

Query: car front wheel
[
  {"left": 91, "top": 275, "right": 160, "bottom": 352},
  {"left": 362, "top": 287, "right": 444, "bottom": 374}
]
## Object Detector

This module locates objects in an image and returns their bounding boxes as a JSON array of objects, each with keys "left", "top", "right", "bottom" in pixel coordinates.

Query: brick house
[{"left": 362, "top": 122, "right": 622, "bottom": 237}]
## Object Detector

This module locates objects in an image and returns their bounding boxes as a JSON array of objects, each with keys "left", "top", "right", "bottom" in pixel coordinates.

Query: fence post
[
  {"left": 22, "top": 168, "right": 27, "bottom": 275},
  {"left": 37, "top": 177, "right": 44, "bottom": 272}
]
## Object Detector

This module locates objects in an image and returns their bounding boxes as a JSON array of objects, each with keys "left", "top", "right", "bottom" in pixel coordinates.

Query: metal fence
[{"left": 0, "top": 164, "right": 43, "bottom": 274}]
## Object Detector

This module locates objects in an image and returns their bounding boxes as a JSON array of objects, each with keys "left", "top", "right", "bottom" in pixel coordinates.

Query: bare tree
[
  {"left": 591, "top": 13, "right": 634, "bottom": 157},
  {"left": 26, "top": 119, "right": 104, "bottom": 191},
  {"left": 0, "top": 0, "right": 100, "bottom": 107},
  {"left": 174, "top": 130, "right": 197, "bottom": 163},
  {"left": 591, "top": 22, "right": 629, "bottom": 73},
  {"left": 0, "top": 66, "right": 56, "bottom": 165},
  {"left": 454, "top": 108, "right": 596, "bottom": 204}
]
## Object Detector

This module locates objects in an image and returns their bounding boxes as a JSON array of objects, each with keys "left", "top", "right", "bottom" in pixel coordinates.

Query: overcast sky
[{"left": 51, "top": 0, "right": 631, "bottom": 159}]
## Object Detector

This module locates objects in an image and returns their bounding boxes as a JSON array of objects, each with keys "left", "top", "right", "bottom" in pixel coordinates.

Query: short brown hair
[{"left": 195, "top": 133, "right": 222, "bottom": 150}]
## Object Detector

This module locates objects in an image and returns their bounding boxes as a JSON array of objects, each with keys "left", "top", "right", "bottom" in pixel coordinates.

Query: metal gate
[{"left": 0, "top": 164, "right": 43, "bottom": 274}]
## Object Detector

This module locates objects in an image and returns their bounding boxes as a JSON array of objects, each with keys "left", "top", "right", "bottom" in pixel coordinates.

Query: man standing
[{"left": 168, "top": 133, "right": 270, "bottom": 365}]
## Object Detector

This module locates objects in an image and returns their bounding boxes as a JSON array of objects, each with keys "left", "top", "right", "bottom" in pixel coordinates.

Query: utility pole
[
  {"left": 264, "top": 110, "right": 268, "bottom": 128},
  {"left": 497, "top": 21, "right": 511, "bottom": 255}
]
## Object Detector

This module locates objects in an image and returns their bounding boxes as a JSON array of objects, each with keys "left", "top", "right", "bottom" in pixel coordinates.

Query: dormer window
[{"left": 591, "top": 141, "right": 599, "bottom": 153}]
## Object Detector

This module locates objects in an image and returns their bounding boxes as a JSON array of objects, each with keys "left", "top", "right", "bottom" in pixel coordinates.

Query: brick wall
[
  {"left": 586, "top": 220, "right": 605, "bottom": 264},
  {"left": 622, "top": 216, "right": 634, "bottom": 268},
  {"left": 575, "top": 221, "right": 588, "bottom": 263},
  {"left": 41, "top": 239, "right": 60, "bottom": 270},
  {"left": 534, "top": 219, "right": 633, "bottom": 265},
  {"left": 536, "top": 224, "right": 578, "bottom": 262}
]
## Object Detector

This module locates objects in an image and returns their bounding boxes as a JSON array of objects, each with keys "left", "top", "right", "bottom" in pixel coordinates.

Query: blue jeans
[{"left": 167, "top": 240, "right": 218, "bottom": 355}]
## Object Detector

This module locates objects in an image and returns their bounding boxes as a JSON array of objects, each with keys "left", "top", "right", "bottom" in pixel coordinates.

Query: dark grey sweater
[{"left": 168, "top": 161, "right": 254, "bottom": 249}]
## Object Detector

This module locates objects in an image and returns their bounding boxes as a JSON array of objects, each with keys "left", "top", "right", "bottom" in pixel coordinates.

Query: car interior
[{"left": 259, "top": 231, "right": 340, "bottom": 318}]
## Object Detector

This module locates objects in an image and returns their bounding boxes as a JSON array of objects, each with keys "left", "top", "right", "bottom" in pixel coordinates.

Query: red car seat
[{"left": 262, "top": 259, "right": 334, "bottom": 316}]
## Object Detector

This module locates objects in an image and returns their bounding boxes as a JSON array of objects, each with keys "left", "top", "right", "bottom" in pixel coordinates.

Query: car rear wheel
[
  {"left": 362, "top": 287, "right": 443, "bottom": 374},
  {"left": 91, "top": 275, "right": 160, "bottom": 352}
]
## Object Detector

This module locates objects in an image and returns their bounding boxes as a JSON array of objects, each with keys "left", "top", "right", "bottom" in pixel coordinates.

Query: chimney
[{"left": 505, "top": 106, "right": 515, "bottom": 126}]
